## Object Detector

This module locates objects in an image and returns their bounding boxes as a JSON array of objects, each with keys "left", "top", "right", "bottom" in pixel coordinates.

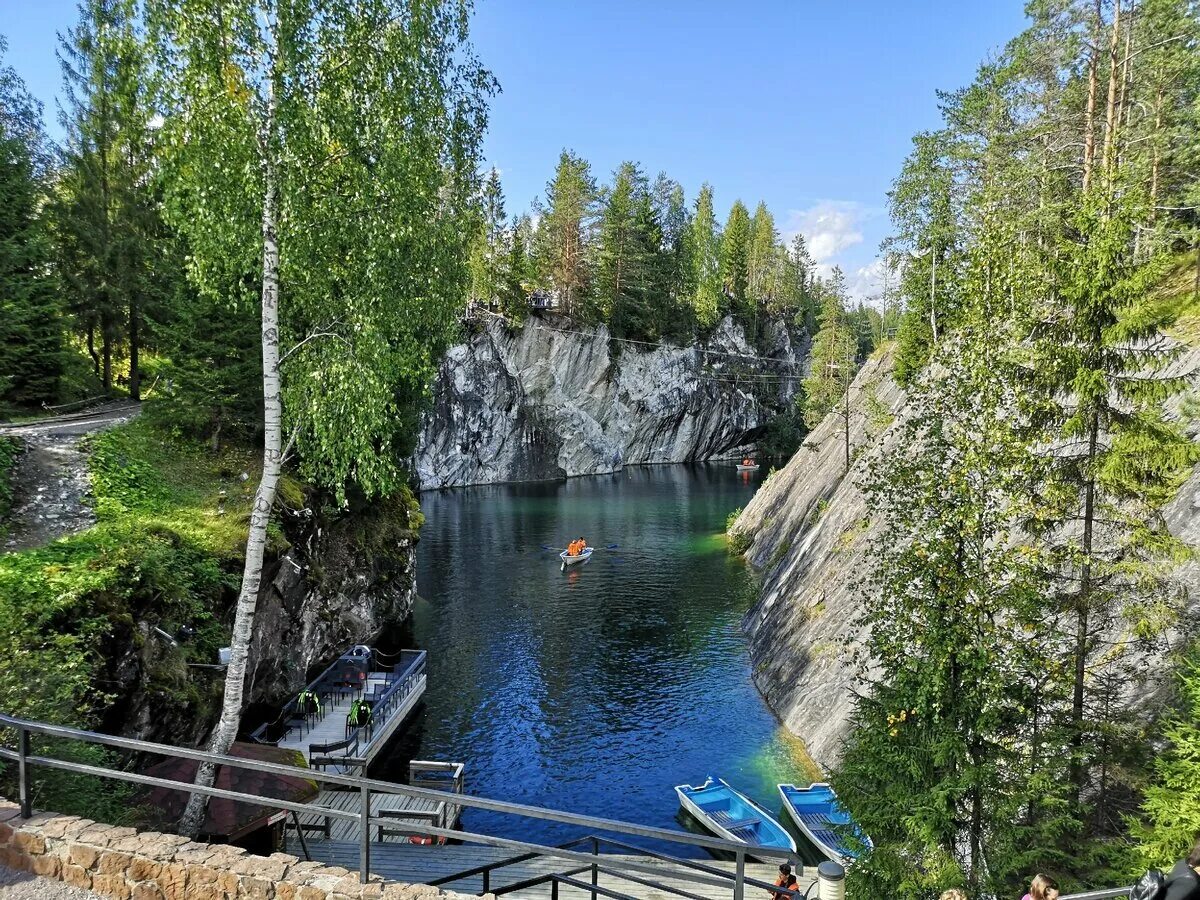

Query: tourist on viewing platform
[
  {"left": 1022, "top": 874, "right": 1059, "bottom": 900},
  {"left": 1165, "top": 838, "right": 1200, "bottom": 900},
  {"left": 769, "top": 863, "right": 791, "bottom": 899}
]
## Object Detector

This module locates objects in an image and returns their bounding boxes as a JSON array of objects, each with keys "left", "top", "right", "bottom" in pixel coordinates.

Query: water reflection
[{"left": 377, "top": 464, "right": 805, "bottom": 853}]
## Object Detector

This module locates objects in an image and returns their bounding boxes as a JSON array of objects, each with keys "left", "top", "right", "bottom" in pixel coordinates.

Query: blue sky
[{"left": 4, "top": 0, "right": 1029, "bottom": 299}]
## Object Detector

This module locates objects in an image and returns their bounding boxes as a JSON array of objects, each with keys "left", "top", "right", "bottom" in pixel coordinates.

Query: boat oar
[{"left": 541, "top": 544, "right": 566, "bottom": 552}]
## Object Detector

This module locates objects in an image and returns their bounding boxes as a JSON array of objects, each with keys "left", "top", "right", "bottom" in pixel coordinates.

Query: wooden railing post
[
  {"left": 17, "top": 727, "right": 31, "bottom": 818},
  {"left": 359, "top": 784, "right": 371, "bottom": 884},
  {"left": 734, "top": 847, "right": 745, "bottom": 900}
]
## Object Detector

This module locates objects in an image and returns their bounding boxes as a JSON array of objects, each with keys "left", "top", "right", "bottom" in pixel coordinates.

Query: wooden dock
[
  {"left": 257, "top": 646, "right": 427, "bottom": 773},
  {"left": 296, "top": 841, "right": 816, "bottom": 899},
  {"left": 289, "top": 787, "right": 458, "bottom": 844}
]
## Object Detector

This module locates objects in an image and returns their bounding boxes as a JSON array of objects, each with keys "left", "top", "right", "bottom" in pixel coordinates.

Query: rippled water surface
[{"left": 377, "top": 465, "right": 811, "bottom": 851}]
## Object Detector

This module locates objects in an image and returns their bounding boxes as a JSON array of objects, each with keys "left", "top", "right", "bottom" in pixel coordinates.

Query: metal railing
[
  {"left": 1061, "top": 890, "right": 1132, "bottom": 900},
  {"left": 0, "top": 712, "right": 799, "bottom": 900},
  {"left": 251, "top": 647, "right": 426, "bottom": 770}
]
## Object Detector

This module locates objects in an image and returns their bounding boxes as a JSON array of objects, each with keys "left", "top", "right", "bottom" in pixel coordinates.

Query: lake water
[{"left": 377, "top": 464, "right": 813, "bottom": 853}]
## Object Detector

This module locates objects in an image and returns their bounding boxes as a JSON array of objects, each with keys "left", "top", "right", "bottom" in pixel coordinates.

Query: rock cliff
[
  {"left": 732, "top": 347, "right": 907, "bottom": 771},
  {"left": 734, "top": 341, "right": 1200, "bottom": 773},
  {"left": 414, "top": 315, "right": 806, "bottom": 489},
  {"left": 102, "top": 493, "right": 420, "bottom": 745}
]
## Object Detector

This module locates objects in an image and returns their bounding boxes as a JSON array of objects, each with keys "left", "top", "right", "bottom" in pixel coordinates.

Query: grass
[{"left": 0, "top": 419, "right": 264, "bottom": 731}]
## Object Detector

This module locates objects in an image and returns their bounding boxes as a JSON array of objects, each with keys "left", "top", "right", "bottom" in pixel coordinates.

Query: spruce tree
[
  {"left": 719, "top": 199, "right": 751, "bottom": 320},
  {"left": 835, "top": 320, "right": 1067, "bottom": 900},
  {"left": 0, "top": 40, "right": 63, "bottom": 410},
  {"left": 686, "top": 183, "right": 722, "bottom": 330},
  {"left": 535, "top": 149, "right": 596, "bottom": 317},
  {"left": 55, "top": 0, "right": 159, "bottom": 398}
]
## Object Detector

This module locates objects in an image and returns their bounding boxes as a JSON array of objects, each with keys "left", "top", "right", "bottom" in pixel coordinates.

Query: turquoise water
[{"left": 377, "top": 464, "right": 812, "bottom": 853}]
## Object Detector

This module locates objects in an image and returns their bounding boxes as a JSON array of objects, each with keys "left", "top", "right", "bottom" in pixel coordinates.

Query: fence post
[
  {"left": 17, "top": 727, "right": 31, "bottom": 818},
  {"left": 734, "top": 848, "right": 746, "bottom": 900},
  {"left": 817, "top": 860, "right": 846, "bottom": 900},
  {"left": 359, "top": 783, "right": 371, "bottom": 884},
  {"left": 590, "top": 835, "right": 599, "bottom": 900}
]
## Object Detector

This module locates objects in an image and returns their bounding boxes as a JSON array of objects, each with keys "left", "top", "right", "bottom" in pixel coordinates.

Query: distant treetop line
[{"left": 463, "top": 155, "right": 901, "bottom": 354}]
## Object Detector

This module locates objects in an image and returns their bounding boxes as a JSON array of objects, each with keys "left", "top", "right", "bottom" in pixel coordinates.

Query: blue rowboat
[
  {"left": 778, "top": 782, "right": 872, "bottom": 864},
  {"left": 675, "top": 777, "right": 797, "bottom": 857},
  {"left": 559, "top": 547, "right": 593, "bottom": 567}
]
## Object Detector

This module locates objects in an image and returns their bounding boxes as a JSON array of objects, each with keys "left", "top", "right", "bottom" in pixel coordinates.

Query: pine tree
[
  {"left": 719, "top": 199, "right": 751, "bottom": 319},
  {"left": 686, "top": 183, "right": 722, "bottom": 330},
  {"left": 802, "top": 270, "right": 857, "bottom": 472},
  {"left": 0, "top": 39, "right": 63, "bottom": 409},
  {"left": 535, "top": 149, "right": 596, "bottom": 317},
  {"left": 499, "top": 213, "right": 532, "bottom": 323},
  {"left": 1025, "top": 187, "right": 1197, "bottom": 818},
  {"left": 55, "top": 0, "right": 160, "bottom": 398},
  {"left": 1134, "top": 648, "right": 1200, "bottom": 867},
  {"left": 835, "top": 321, "right": 1067, "bottom": 900}
]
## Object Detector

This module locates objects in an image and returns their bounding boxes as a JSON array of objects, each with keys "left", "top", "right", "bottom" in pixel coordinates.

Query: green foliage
[
  {"left": 687, "top": 183, "right": 724, "bottom": 331},
  {"left": 53, "top": 0, "right": 164, "bottom": 399},
  {"left": 0, "top": 39, "right": 64, "bottom": 411},
  {"left": 152, "top": 0, "right": 493, "bottom": 502},
  {"left": 0, "top": 436, "right": 19, "bottom": 534},
  {"left": 803, "top": 272, "right": 858, "bottom": 430},
  {"left": 720, "top": 200, "right": 751, "bottom": 315},
  {"left": 835, "top": 325, "right": 1071, "bottom": 900},
  {"left": 0, "top": 420, "right": 257, "bottom": 731},
  {"left": 1132, "top": 647, "right": 1200, "bottom": 869},
  {"left": 534, "top": 149, "right": 597, "bottom": 317}
]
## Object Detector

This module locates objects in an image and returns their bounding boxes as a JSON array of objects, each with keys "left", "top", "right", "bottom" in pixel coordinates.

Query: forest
[
  {"left": 0, "top": 0, "right": 1198, "bottom": 896},
  {"left": 827, "top": 0, "right": 1200, "bottom": 897}
]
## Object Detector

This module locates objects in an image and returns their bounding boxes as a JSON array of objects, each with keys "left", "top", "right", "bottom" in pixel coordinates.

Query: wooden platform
[
  {"left": 295, "top": 841, "right": 815, "bottom": 899},
  {"left": 272, "top": 650, "right": 426, "bottom": 772},
  {"left": 290, "top": 788, "right": 461, "bottom": 844}
]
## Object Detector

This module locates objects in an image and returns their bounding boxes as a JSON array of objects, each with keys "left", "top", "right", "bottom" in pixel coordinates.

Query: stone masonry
[{"left": 0, "top": 801, "right": 488, "bottom": 900}]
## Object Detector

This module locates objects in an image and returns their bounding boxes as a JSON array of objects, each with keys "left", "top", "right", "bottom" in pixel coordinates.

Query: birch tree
[{"left": 148, "top": 0, "right": 491, "bottom": 836}]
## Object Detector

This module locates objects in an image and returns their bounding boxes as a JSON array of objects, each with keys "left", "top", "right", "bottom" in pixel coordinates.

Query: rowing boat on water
[
  {"left": 675, "top": 776, "right": 796, "bottom": 858},
  {"left": 559, "top": 547, "right": 593, "bottom": 567},
  {"left": 735, "top": 463, "right": 760, "bottom": 471},
  {"left": 778, "top": 782, "right": 871, "bottom": 864}
]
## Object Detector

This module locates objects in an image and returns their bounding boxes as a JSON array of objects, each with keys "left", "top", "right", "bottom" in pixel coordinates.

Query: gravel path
[
  {"left": 0, "top": 401, "right": 140, "bottom": 552},
  {"left": 0, "top": 864, "right": 103, "bottom": 899}
]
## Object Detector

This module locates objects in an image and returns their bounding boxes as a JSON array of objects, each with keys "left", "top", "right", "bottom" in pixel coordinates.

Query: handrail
[
  {"left": 0, "top": 712, "right": 794, "bottom": 861},
  {"left": 0, "top": 740, "right": 756, "bottom": 894},
  {"left": 1061, "top": 890, "right": 1132, "bottom": 900}
]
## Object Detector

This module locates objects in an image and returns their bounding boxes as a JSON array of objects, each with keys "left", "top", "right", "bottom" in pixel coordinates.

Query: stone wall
[{"left": 0, "top": 801, "right": 484, "bottom": 900}]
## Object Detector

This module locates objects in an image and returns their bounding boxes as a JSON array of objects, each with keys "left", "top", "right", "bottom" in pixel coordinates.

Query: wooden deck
[
  {"left": 289, "top": 787, "right": 462, "bottom": 844},
  {"left": 269, "top": 648, "right": 427, "bottom": 772},
  {"left": 294, "top": 841, "right": 816, "bottom": 899}
]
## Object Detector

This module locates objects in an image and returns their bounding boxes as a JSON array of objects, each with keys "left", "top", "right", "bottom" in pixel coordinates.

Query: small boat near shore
[
  {"left": 675, "top": 776, "right": 797, "bottom": 857},
  {"left": 559, "top": 547, "right": 593, "bottom": 567},
  {"left": 778, "top": 782, "right": 871, "bottom": 864},
  {"left": 735, "top": 462, "right": 760, "bottom": 471}
]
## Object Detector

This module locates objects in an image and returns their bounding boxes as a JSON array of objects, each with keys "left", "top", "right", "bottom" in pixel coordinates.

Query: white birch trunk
[{"left": 179, "top": 77, "right": 282, "bottom": 838}]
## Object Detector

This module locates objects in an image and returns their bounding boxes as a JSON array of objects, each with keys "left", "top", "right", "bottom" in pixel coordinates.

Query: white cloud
[
  {"left": 781, "top": 200, "right": 869, "bottom": 264},
  {"left": 846, "top": 257, "right": 887, "bottom": 305}
]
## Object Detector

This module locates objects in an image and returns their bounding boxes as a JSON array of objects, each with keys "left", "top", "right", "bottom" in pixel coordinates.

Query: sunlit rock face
[
  {"left": 736, "top": 341, "right": 1200, "bottom": 773},
  {"left": 733, "top": 347, "right": 906, "bottom": 771},
  {"left": 414, "top": 315, "right": 807, "bottom": 489}
]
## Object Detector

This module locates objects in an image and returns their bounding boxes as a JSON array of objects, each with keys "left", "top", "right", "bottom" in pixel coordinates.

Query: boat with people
[
  {"left": 675, "top": 776, "right": 797, "bottom": 857},
  {"left": 559, "top": 547, "right": 593, "bottom": 567},
  {"left": 735, "top": 457, "right": 759, "bottom": 471},
  {"left": 777, "top": 782, "right": 872, "bottom": 865}
]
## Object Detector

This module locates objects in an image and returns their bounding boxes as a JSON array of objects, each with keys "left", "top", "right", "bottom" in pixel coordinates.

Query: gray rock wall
[
  {"left": 735, "top": 341, "right": 1200, "bottom": 773},
  {"left": 414, "top": 316, "right": 807, "bottom": 489}
]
